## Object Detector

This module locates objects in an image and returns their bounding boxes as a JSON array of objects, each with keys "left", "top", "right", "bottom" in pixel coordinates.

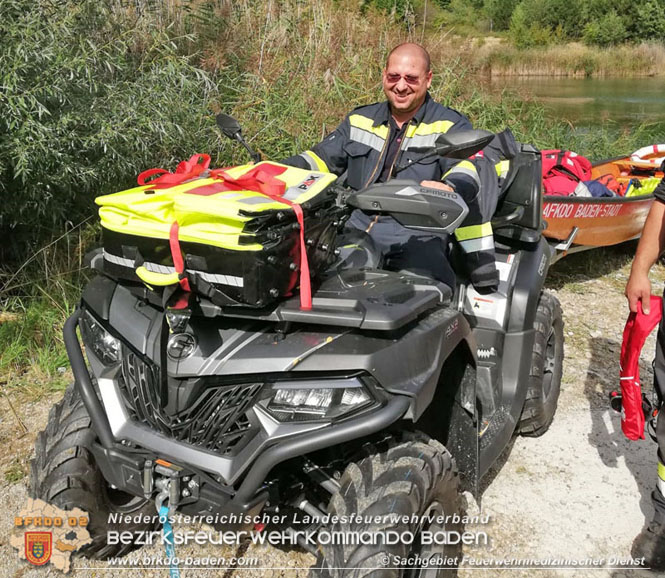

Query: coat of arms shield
[{"left": 25, "top": 532, "right": 52, "bottom": 565}]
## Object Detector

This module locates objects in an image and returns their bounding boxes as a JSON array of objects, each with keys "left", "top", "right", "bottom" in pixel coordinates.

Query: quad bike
[{"left": 30, "top": 117, "right": 564, "bottom": 574}]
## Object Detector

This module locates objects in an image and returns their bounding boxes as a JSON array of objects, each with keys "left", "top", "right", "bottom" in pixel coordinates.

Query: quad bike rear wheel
[
  {"left": 517, "top": 291, "right": 564, "bottom": 437},
  {"left": 310, "top": 432, "right": 462, "bottom": 578},
  {"left": 31, "top": 384, "right": 157, "bottom": 559}
]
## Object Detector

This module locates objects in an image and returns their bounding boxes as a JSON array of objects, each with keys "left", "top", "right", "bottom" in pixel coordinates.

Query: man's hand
[
  {"left": 625, "top": 270, "right": 652, "bottom": 314},
  {"left": 420, "top": 180, "right": 454, "bottom": 192}
]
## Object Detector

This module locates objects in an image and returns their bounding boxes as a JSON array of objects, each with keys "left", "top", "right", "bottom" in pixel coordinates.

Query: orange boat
[{"left": 542, "top": 154, "right": 663, "bottom": 251}]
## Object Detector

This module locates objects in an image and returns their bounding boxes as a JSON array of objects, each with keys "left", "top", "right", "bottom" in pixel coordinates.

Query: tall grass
[
  {"left": 474, "top": 40, "right": 665, "bottom": 77},
  {"left": 0, "top": 298, "right": 72, "bottom": 396},
  {"left": 0, "top": 223, "right": 99, "bottom": 397},
  {"left": 201, "top": 1, "right": 621, "bottom": 161}
]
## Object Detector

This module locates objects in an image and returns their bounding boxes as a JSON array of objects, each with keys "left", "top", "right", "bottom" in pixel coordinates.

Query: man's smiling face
[{"left": 382, "top": 47, "right": 432, "bottom": 119}]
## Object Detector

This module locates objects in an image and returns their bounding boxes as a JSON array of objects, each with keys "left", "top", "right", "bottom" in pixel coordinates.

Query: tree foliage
[
  {"left": 633, "top": 0, "right": 665, "bottom": 40},
  {"left": 509, "top": 3, "right": 560, "bottom": 49},
  {"left": 0, "top": 0, "right": 223, "bottom": 261},
  {"left": 583, "top": 11, "right": 628, "bottom": 46},
  {"left": 437, "top": 0, "right": 665, "bottom": 46},
  {"left": 485, "top": 0, "right": 520, "bottom": 30}
]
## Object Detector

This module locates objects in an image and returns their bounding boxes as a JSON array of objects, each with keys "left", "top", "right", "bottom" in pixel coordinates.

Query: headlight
[
  {"left": 79, "top": 311, "right": 121, "bottom": 365},
  {"left": 262, "top": 377, "right": 375, "bottom": 423}
]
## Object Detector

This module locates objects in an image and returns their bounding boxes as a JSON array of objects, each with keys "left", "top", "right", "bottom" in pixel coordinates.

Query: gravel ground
[{"left": 2, "top": 243, "right": 664, "bottom": 577}]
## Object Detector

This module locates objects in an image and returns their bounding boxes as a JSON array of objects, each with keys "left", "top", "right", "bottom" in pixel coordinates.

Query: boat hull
[
  {"left": 542, "top": 194, "right": 655, "bottom": 246},
  {"left": 542, "top": 155, "right": 662, "bottom": 247}
]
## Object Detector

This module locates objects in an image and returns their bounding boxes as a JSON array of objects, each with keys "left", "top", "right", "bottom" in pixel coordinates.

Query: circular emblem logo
[{"left": 167, "top": 333, "right": 197, "bottom": 360}]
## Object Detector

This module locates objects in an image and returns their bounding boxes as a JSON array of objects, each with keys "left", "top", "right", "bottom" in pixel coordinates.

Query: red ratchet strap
[
  {"left": 207, "top": 164, "right": 288, "bottom": 197},
  {"left": 208, "top": 164, "right": 313, "bottom": 310},
  {"left": 168, "top": 222, "right": 191, "bottom": 293},
  {"left": 619, "top": 295, "right": 662, "bottom": 440},
  {"left": 137, "top": 154, "right": 211, "bottom": 188}
]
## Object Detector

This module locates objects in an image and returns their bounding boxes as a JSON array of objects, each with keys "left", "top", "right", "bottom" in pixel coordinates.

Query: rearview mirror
[
  {"left": 434, "top": 129, "right": 494, "bottom": 159},
  {"left": 216, "top": 113, "right": 242, "bottom": 140},
  {"left": 394, "top": 129, "right": 495, "bottom": 175},
  {"left": 215, "top": 113, "right": 262, "bottom": 163}
]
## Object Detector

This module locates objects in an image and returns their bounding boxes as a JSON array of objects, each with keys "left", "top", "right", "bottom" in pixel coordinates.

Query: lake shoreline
[{"left": 468, "top": 39, "right": 665, "bottom": 79}]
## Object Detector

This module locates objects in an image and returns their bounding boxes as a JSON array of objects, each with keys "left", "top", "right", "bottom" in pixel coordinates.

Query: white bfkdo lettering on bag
[{"left": 543, "top": 202, "right": 623, "bottom": 220}]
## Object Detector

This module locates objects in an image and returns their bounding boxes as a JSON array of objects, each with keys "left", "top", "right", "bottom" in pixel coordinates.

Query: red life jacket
[
  {"left": 597, "top": 173, "right": 627, "bottom": 196},
  {"left": 542, "top": 149, "right": 593, "bottom": 196},
  {"left": 619, "top": 296, "right": 662, "bottom": 440}
]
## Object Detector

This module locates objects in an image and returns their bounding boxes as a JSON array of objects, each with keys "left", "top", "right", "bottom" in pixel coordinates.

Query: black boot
[{"left": 632, "top": 521, "right": 665, "bottom": 570}]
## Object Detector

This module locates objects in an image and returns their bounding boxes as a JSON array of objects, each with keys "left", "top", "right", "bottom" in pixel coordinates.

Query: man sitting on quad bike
[{"left": 283, "top": 42, "right": 500, "bottom": 292}]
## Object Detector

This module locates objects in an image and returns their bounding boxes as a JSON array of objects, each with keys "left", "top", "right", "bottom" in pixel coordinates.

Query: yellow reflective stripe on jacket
[
  {"left": 406, "top": 119, "right": 455, "bottom": 138},
  {"left": 443, "top": 160, "right": 481, "bottom": 187},
  {"left": 455, "top": 222, "right": 493, "bottom": 241},
  {"left": 455, "top": 222, "right": 494, "bottom": 253},
  {"left": 496, "top": 160, "right": 510, "bottom": 178},
  {"left": 659, "top": 461, "right": 665, "bottom": 496},
  {"left": 349, "top": 114, "right": 390, "bottom": 140},
  {"left": 405, "top": 120, "right": 456, "bottom": 148},
  {"left": 659, "top": 461, "right": 665, "bottom": 482},
  {"left": 456, "top": 235, "right": 495, "bottom": 253},
  {"left": 299, "top": 150, "right": 329, "bottom": 173}
]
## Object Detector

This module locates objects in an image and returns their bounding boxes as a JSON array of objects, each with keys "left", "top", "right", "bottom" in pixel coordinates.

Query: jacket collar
[{"left": 372, "top": 92, "right": 431, "bottom": 128}]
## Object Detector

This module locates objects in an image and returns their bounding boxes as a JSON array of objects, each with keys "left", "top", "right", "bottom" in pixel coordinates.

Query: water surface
[{"left": 487, "top": 76, "right": 665, "bottom": 129}]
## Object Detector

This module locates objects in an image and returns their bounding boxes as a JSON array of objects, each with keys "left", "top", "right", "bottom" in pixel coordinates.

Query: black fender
[
  {"left": 476, "top": 236, "right": 553, "bottom": 481},
  {"left": 380, "top": 308, "right": 476, "bottom": 422}
]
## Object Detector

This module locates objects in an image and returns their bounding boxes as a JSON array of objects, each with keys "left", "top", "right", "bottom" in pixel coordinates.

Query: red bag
[
  {"left": 619, "top": 296, "right": 662, "bottom": 440},
  {"left": 542, "top": 149, "right": 593, "bottom": 196}
]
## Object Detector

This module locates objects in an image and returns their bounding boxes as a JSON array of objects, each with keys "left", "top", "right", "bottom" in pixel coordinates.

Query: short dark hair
[{"left": 386, "top": 43, "right": 431, "bottom": 73}]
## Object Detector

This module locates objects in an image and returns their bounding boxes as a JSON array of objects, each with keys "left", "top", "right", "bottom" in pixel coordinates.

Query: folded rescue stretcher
[{"left": 95, "top": 155, "right": 341, "bottom": 309}]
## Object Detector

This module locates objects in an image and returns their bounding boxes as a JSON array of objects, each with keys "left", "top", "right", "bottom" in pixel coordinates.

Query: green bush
[
  {"left": 485, "top": 0, "right": 520, "bottom": 30},
  {"left": 508, "top": 0, "right": 581, "bottom": 40},
  {"left": 0, "top": 0, "right": 224, "bottom": 265},
  {"left": 580, "top": 0, "right": 629, "bottom": 22},
  {"left": 435, "top": 0, "right": 489, "bottom": 33},
  {"left": 583, "top": 10, "right": 628, "bottom": 46},
  {"left": 509, "top": 4, "right": 556, "bottom": 48},
  {"left": 633, "top": 0, "right": 665, "bottom": 41}
]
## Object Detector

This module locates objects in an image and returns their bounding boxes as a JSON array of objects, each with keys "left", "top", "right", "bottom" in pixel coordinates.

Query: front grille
[
  {"left": 119, "top": 351, "right": 262, "bottom": 455},
  {"left": 168, "top": 382, "right": 262, "bottom": 453}
]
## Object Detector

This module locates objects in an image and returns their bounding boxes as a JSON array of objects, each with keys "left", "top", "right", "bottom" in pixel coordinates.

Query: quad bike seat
[{"left": 492, "top": 144, "right": 543, "bottom": 245}]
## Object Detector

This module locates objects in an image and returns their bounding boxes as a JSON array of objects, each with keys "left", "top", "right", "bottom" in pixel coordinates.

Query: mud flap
[{"left": 445, "top": 363, "right": 480, "bottom": 496}]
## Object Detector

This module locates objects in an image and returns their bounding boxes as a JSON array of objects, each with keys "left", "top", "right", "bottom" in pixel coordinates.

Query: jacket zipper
[
  {"left": 387, "top": 121, "right": 412, "bottom": 181},
  {"left": 363, "top": 121, "right": 410, "bottom": 234},
  {"left": 363, "top": 124, "right": 391, "bottom": 189}
]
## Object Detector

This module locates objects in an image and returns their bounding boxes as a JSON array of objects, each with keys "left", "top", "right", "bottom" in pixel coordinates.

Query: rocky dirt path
[{"left": 1, "top": 243, "right": 663, "bottom": 577}]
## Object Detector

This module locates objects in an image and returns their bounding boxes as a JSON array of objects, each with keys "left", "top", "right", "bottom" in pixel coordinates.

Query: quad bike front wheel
[
  {"left": 310, "top": 432, "right": 463, "bottom": 578},
  {"left": 517, "top": 291, "right": 564, "bottom": 437},
  {"left": 31, "top": 384, "right": 158, "bottom": 559}
]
